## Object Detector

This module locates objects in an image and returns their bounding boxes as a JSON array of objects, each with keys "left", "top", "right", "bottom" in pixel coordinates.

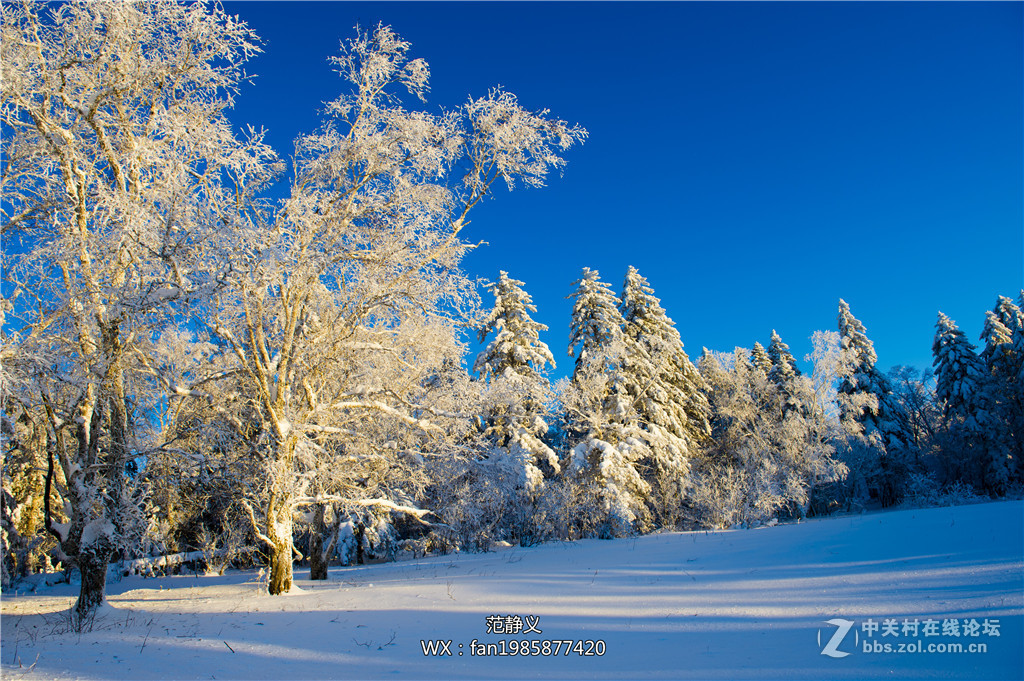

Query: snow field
[{"left": 2, "top": 500, "right": 1021, "bottom": 680}]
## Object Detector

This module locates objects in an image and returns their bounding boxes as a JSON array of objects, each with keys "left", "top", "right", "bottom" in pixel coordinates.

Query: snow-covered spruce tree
[
  {"left": 978, "top": 295, "right": 1022, "bottom": 491},
  {"left": 473, "top": 271, "right": 559, "bottom": 487},
  {"left": 1015, "top": 290, "right": 1024, "bottom": 482},
  {"left": 567, "top": 268, "right": 625, "bottom": 379},
  {"left": 836, "top": 300, "right": 909, "bottom": 507},
  {"left": 767, "top": 330, "right": 801, "bottom": 385},
  {"left": 562, "top": 269, "right": 651, "bottom": 536},
  {"left": 0, "top": 1, "right": 271, "bottom": 621},
  {"left": 468, "top": 272, "right": 559, "bottom": 545},
  {"left": 980, "top": 304, "right": 1016, "bottom": 385},
  {"left": 767, "top": 330, "right": 806, "bottom": 416},
  {"left": 750, "top": 343, "right": 772, "bottom": 375},
  {"left": 196, "top": 25, "right": 585, "bottom": 594},
  {"left": 932, "top": 312, "right": 997, "bottom": 491},
  {"left": 618, "top": 267, "right": 710, "bottom": 526},
  {"left": 475, "top": 272, "right": 557, "bottom": 385}
]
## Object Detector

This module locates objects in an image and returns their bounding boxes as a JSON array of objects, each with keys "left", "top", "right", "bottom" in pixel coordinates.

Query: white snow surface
[{"left": 3, "top": 501, "right": 1021, "bottom": 680}]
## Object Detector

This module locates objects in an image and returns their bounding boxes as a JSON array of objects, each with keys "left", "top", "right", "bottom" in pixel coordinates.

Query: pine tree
[
  {"left": 750, "top": 342, "right": 772, "bottom": 375},
  {"left": 766, "top": 330, "right": 807, "bottom": 417},
  {"left": 836, "top": 300, "right": 908, "bottom": 506},
  {"left": 474, "top": 272, "right": 556, "bottom": 383},
  {"left": 474, "top": 272, "right": 559, "bottom": 491},
  {"left": 1016, "top": 291, "right": 1024, "bottom": 390},
  {"left": 767, "top": 330, "right": 801, "bottom": 386},
  {"left": 564, "top": 268, "right": 650, "bottom": 535},
  {"left": 618, "top": 266, "right": 710, "bottom": 525},
  {"left": 567, "top": 268, "right": 625, "bottom": 378},
  {"left": 837, "top": 300, "right": 904, "bottom": 445},
  {"left": 933, "top": 312, "right": 986, "bottom": 427},
  {"left": 837, "top": 300, "right": 880, "bottom": 431},
  {"left": 932, "top": 312, "right": 999, "bottom": 491},
  {"left": 978, "top": 295, "right": 1022, "bottom": 491},
  {"left": 1015, "top": 290, "right": 1024, "bottom": 481},
  {"left": 979, "top": 309, "right": 1014, "bottom": 378},
  {"left": 619, "top": 267, "right": 710, "bottom": 446}
]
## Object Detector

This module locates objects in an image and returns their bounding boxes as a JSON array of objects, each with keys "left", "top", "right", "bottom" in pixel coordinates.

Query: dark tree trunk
[
  {"left": 74, "top": 543, "right": 111, "bottom": 624},
  {"left": 69, "top": 325, "right": 131, "bottom": 624},
  {"left": 355, "top": 521, "right": 365, "bottom": 565},
  {"left": 309, "top": 504, "right": 329, "bottom": 580}
]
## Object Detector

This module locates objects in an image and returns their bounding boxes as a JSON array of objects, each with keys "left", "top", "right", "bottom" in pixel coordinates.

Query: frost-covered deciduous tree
[
  {"left": 1, "top": 392, "right": 55, "bottom": 586},
  {"left": 1, "top": 0, "right": 270, "bottom": 620},
  {"left": 694, "top": 344, "right": 845, "bottom": 528},
  {"left": 885, "top": 365, "right": 938, "bottom": 459},
  {"left": 695, "top": 349, "right": 785, "bottom": 527},
  {"left": 143, "top": 329, "right": 262, "bottom": 567},
  {"left": 799, "top": 331, "right": 851, "bottom": 515},
  {"left": 194, "top": 25, "right": 584, "bottom": 594}
]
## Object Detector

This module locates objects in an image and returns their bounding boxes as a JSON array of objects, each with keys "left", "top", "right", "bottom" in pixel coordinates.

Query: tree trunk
[
  {"left": 268, "top": 535, "right": 293, "bottom": 595},
  {"left": 355, "top": 521, "right": 366, "bottom": 565},
  {"left": 309, "top": 504, "right": 329, "bottom": 580},
  {"left": 74, "top": 543, "right": 111, "bottom": 625},
  {"left": 266, "top": 489, "right": 294, "bottom": 595},
  {"left": 261, "top": 430, "right": 300, "bottom": 595}
]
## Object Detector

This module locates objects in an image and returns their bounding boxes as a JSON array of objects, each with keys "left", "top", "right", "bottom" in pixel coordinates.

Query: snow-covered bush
[{"left": 695, "top": 346, "right": 847, "bottom": 529}]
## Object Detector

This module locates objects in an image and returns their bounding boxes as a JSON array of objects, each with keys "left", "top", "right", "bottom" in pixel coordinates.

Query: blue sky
[{"left": 228, "top": 1, "right": 1022, "bottom": 380}]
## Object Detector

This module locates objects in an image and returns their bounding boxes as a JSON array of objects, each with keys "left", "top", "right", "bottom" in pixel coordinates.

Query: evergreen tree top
[
  {"left": 836, "top": 299, "right": 907, "bottom": 449},
  {"left": 474, "top": 270, "right": 554, "bottom": 381},
  {"left": 838, "top": 298, "right": 878, "bottom": 372},
  {"left": 993, "top": 295, "right": 1023, "bottom": 334},
  {"left": 568, "top": 267, "right": 623, "bottom": 366},
  {"left": 932, "top": 311, "right": 985, "bottom": 424},
  {"left": 619, "top": 266, "right": 678, "bottom": 345},
  {"left": 750, "top": 342, "right": 772, "bottom": 374},
  {"left": 767, "top": 329, "right": 801, "bottom": 384},
  {"left": 980, "top": 310, "right": 1013, "bottom": 351},
  {"left": 933, "top": 311, "right": 974, "bottom": 350},
  {"left": 980, "top": 295, "right": 1022, "bottom": 382}
]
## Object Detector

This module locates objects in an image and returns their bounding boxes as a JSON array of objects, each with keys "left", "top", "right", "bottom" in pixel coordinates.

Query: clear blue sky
[{"left": 228, "top": 1, "right": 1022, "bottom": 379}]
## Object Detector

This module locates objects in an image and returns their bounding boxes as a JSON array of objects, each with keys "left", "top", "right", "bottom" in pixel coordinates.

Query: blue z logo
[{"left": 819, "top": 618, "right": 858, "bottom": 658}]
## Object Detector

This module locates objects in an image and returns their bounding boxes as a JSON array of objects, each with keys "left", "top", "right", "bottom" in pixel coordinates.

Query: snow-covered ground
[{"left": 2, "top": 501, "right": 1021, "bottom": 680}]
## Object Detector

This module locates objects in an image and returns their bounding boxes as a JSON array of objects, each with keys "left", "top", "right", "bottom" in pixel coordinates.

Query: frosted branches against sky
[{"left": 227, "top": 1, "right": 1022, "bottom": 377}]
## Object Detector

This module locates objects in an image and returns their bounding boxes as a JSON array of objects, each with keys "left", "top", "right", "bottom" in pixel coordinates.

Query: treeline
[{"left": 0, "top": 2, "right": 1020, "bottom": 625}]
